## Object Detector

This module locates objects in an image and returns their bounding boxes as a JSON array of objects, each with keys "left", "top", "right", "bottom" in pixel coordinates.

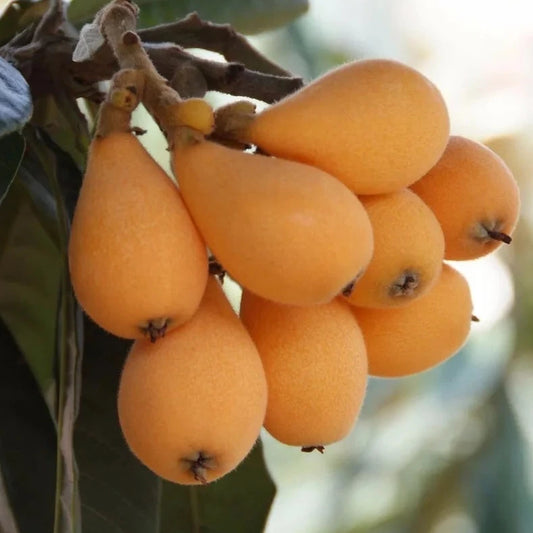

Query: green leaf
[
  {"left": 24, "top": 135, "right": 85, "bottom": 533},
  {"left": 0, "top": 131, "right": 84, "bottom": 532},
  {"left": 75, "top": 319, "right": 161, "bottom": 533},
  {"left": 0, "top": 57, "right": 32, "bottom": 137},
  {"left": 31, "top": 95, "right": 90, "bottom": 173},
  {"left": 75, "top": 318, "right": 276, "bottom": 533},
  {"left": 0, "top": 0, "right": 48, "bottom": 45},
  {"left": 0, "top": 178, "right": 61, "bottom": 408},
  {"left": 0, "top": 132, "right": 25, "bottom": 205},
  {"left": 68, "top": 0, "right": 309, "bottom": 34},
  {"left": 0, "top": 318, "right": 57, "bottom": 533}
]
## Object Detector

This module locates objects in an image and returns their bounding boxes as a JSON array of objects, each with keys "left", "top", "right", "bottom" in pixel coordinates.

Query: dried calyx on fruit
[
  {"left": 345, "top": 188, "right": 445, "bottom": 308},
  {"left": 352, "top": 263, "right": 473, "bottom": 377},
  {"left": 118, "top": 277, "right": 267, "bottom": 485},
  {"left": 410, "top": 135, "right": 520, "bottom": 260}
]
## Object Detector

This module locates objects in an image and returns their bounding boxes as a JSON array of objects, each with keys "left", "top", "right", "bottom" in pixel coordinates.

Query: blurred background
[{"left": 134, "top": 1, "right": 533, "bottom": 531}]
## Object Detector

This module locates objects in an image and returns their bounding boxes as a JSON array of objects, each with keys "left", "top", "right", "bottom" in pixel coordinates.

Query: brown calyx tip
[
  {"left": 208, "top": 256, "right": 226, "bottom": 284},
  {"left": 471, "top": 314, "right": 480, "bottom": 322},
  {"left": 130, "top": 126, "right": 147, "bottom": 136},
  {"left": 184, "top": 452, "right": 214, "bottom": 484},
  {"left": 342, "top": 269, "right": 365, "bottom": 298},
  {"left": 142, "top": 318, "right": 169, "bottom": 343},
  {"left": 342, "top": 280, "right": 356, "bottom": 297},
  {"left": 389, "top": 271, "right": 419, "bottom": 298},
  {"left": 486, "top": 229, "right": 512, "bottom": 244},
  {"left": 301, "top": 446, "right": 325, "bottom": 454}
]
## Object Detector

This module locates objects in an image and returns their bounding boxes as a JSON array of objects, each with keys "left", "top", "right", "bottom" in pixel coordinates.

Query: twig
[
  {"left": 95, "top": 68, "right": 144, "bottom": 137},
  {"left": 146, "top": 44, "right": 303, "bottom": 102},
  {"left": 1, "top": 0, "right": 304, "bottom": 125},
  {"left": 97, "top": 0, "right": 185, "bottom": 136},
  {"left": 138, "top": 12, "right": 292, "bottom": 77}
]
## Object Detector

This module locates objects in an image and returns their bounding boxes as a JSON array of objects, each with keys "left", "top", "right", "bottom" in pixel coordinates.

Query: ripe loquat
[
  {"left": 172, "top": 140, "right": 374, "bottom": 306},
  {"left": 346, "top": 189, "right": 445, "bottom": 308},
  {"left": 118, "top": 277, "right": 267, "bottom": 485},
  {"left": 240, "top": 290, "right": 368, "bottom": 450},
  {"left": 245, "top": 59, "right": 450, "bottom": 195},
  {"left": 411, "top": 135, "right": 520, "bottom": 260},
  {"left": 69, "top": 132, "right": 208, "bottom": 340},
  {"left": 351, "top": 263, "right": 473, "bottom": 377}
]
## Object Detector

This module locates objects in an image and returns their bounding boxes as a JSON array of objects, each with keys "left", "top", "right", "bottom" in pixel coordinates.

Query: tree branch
[
  {"left": 138, "top": 12, "right": 292, "bottom": 77},
  {"left": 1, "top": 0, "right": 303, "bottom": 126},
  {"left": 146, "top": 44, "right": 303, "bottom": 102}
]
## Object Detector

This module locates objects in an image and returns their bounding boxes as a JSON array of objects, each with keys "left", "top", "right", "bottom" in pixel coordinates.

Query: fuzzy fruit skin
[
  {"left": 247, "top": 59, "right": 450, "bottom": 195},
  {"left": 411, "top": 136, "right": 520, "bottom": 260},
  {"left": 352, "top": 264, "right": 472, "bottom": 377},
  {"left": 240, "top": 290, "right": 368, "bottom": 448},
  {"left": 118, "top": 277, "right": 267, "bottom": 485},
  {"left": 69, "top": 133, "right": 208, "bottom": 339},
  {"left": 346, "top": 189, "right": 445, "bottom": 308},
  {"left": 173, "top": 140, "right": 374, "bottom": 306}
]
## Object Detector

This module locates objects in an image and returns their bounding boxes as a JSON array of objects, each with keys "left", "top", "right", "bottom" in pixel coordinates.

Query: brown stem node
[
  {"left": 123, "top": 31, "right": 139, "bottom": 45},
  {"left": 486, "top": 229, "right": 512, "bottom": 244},
  {"left": 95, "top": 68, "right": 145, "bottom": 136}
]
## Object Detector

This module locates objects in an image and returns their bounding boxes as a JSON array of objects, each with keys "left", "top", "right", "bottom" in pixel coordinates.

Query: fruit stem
[
  {"left": 301, "top": 446, "right": 325, "bottom": 454},
  {"left": 97, "top": 0, "right": 212, "bottom": 143},
  {"left": 471, "top": 315, "right": 480, "bottom": 322},
  {"left": 486, "top": 229, "right": 512, "bottom": 244},
  {"left": 95, "top": 68, "right": 145, "bottom": 137},
  {"left": 211, "top": 100, "right": 257, "bottom": 146}
]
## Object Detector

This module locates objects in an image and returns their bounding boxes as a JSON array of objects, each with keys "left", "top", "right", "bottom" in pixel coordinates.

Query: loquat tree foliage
[{"left": 0, "top": 0, "right": 524, "bottom": 532}]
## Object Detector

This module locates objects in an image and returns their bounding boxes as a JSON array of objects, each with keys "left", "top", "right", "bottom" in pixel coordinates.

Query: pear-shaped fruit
[
  {"left": 172, "top": 140, "right": 374, "bottom": 306},
  {"left": 352, "top": 263, "right": 473, "bottom": 377},
  {"left": 346, "top": 189, "right": 445, "bottom": 308},
  {"left": 240, "top": 290, "right": 368, "bottom": 450},
  {"left": 118, "top": 277, "right": 267, "bottom": 485},
  {"left": 246, "top": 59, "right": 450, "bottom": 195},
  {"left": 69, "top": 132, "right": 208, "bottom": 340},
  {"left": 411, "top": 135, "right": 520, "bottom": 260}
]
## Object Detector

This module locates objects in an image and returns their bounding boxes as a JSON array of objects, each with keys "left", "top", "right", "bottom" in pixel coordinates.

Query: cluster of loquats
[{"left": 68, "top": 58, "right": 519, "bottom": 485}]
